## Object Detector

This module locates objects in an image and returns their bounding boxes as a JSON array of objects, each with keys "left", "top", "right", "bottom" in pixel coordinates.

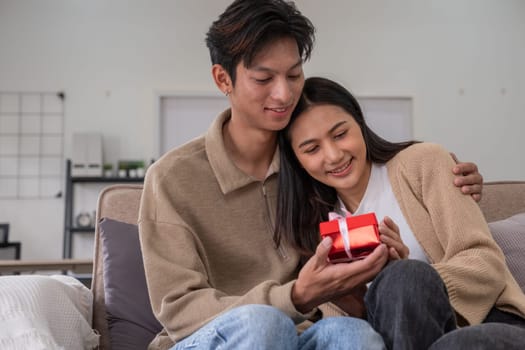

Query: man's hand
[
  {"left": 450, "top": 153, "right": 484, "bottom": 202},
  {"left": 292, "top": 237, "right": 388, "bottom": 314}
]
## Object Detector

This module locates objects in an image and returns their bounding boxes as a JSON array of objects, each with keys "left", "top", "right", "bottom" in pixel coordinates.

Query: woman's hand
[
  {"left": 379, "top": 216, "right": 409, "bottom": 260},
  {"left": 292, "top": 237, "right": 388, "bottom": 314}
]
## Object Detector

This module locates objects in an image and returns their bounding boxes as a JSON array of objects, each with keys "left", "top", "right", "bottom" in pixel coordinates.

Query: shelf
[
  {"left": 71, "top": 176, "right": 144, "bottom": 183},
  {"left": 63, "top": 159, "right": 144, "bottom": 259},
  {"left": 69, "top": 227, "right": 95, "bottom": 233}
]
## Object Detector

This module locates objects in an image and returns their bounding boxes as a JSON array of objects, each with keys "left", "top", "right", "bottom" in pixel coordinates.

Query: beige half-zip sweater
[{"left": 139, "top": 111, "right": 332, "bottom": 350}]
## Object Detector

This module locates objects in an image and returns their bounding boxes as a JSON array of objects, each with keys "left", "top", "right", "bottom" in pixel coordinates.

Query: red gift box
[{"left": 319, "top": 213, "right": 381, "bottom": 263}]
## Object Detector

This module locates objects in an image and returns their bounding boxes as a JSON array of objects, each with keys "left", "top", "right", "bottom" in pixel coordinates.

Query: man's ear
[{"left": 211, "top": 64, "right": 232, "bottom": 96}]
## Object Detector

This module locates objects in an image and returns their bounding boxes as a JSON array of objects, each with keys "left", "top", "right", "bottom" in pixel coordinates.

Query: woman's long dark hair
[{"left": 274, "top": 77, "right": 419, "bottom": 258}]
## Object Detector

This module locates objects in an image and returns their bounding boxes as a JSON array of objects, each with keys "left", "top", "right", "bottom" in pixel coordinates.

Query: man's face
[{"left": 229, "top": 36, "right": 305, "bottom": 132}]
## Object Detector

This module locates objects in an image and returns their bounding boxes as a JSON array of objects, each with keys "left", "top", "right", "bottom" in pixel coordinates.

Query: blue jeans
[
  {"left": 366, "top": 259, "right": 525, "bottom": 350},
  {"left": 170, "top": 304, "right": 385, "bottom": 350}
]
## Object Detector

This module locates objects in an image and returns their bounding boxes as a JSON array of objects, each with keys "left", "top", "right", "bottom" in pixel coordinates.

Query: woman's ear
[{"left": 211, "top": 64, "right": 232, "bottom": 96}]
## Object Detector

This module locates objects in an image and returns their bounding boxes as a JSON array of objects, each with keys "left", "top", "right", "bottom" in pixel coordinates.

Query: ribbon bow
[{"left": 328, "top": 211, "right": 353, "bottom": 260}]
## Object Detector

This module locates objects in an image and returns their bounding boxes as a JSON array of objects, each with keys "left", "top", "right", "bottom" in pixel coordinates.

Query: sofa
[
  {"left": 1, "top": 181, "right": 523, "bottom": 349},
  {"left": 91, "top": 181, "right": 525, "bottom": 350}
]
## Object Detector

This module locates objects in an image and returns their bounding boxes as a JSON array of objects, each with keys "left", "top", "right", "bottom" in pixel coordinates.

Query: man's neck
[{"left": 223, "top": 119, "right": 277, "bottom": 181}]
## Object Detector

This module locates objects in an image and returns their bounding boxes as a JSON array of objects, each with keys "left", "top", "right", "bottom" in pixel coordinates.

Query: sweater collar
[{"left": 205, "top": 110, "right": 280, "bottom": 194}]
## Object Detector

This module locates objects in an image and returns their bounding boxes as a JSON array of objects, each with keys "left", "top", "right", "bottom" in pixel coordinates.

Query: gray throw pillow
[
  {"left": 488, "top": 212, "right": 525, "bottom": 293},
  {"left": 99, "top": 218, "right": 162, "bottom": 350}
]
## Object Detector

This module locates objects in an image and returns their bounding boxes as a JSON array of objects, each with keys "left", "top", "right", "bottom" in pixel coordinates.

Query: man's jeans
[
  {"left": 366, "top": 259, "right": 525, "bottom": 350},
  {"left": 170, "top": 304, "right": 385, "bottom": 350}
]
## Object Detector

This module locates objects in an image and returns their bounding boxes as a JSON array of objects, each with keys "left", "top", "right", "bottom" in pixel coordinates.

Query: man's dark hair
[{"left": 205, "top": 0, "right": 315, "bottom": 84}]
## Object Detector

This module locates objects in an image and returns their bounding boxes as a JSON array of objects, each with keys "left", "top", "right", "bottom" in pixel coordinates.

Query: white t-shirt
[{"left": 334, "top": 163, "right": 429, "bottom": 262}]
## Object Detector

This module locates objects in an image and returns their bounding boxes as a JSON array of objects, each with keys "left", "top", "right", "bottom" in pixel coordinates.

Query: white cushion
[{"left": 0, "top": 275, "right": 99, "bottom": 350}]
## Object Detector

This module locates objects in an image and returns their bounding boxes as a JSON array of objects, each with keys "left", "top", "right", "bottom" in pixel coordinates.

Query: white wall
[
  {"left": 302, "top": 0, "right": 525, "bottom": 179},
  {"left": 0, "top": 0, "right": 523, "bottom": 260}
]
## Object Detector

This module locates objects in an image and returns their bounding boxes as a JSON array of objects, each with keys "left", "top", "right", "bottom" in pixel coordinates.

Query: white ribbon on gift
[
  {"left": 337, "top": 217, "right": 353, "bottom": 260},
  {"left": 329, "top": 211, "right": 353, "bottom": 260}
]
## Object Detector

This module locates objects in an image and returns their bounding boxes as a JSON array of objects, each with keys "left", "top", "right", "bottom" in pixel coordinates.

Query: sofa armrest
[
  {"left": 91, "top": 184, "right": 144, "bottom": 350},
  {"left": 479, "top": 181, "right": 525, "bottom": 222}
]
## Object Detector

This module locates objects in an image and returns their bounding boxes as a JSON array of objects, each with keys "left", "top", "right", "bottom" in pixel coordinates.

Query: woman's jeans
[
  {"left": 170, "top": 304, "right": 385, "bottom": 350},
  {"left": 366, "top": 259, "right": 525, "bottom": 350}
]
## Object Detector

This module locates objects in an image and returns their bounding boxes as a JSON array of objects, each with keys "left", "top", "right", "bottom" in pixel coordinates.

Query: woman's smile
[{"left": 327, "top": 158, "right": 353, "bottom": 177}]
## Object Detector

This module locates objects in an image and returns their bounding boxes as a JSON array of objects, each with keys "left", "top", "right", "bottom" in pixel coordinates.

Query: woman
[{"left": 275, "top": 77, "right": 525, "bottom": 349}]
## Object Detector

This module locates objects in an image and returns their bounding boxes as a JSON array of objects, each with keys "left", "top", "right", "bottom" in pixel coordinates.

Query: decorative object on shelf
[
  {"left": 72, "top": 133, "right": 103, "bottom": 177},
  {"left": 75, "top": 212, "right": 93, "bottom": 228},
  {"left": 136, "top": 167, "right": 145, "bottom": 178},
  {"left": 117, "top": 160, "right": 145, "bottom": 178},
  {"left": 103, "top": 163, "right": 114, "bottom": 178}
]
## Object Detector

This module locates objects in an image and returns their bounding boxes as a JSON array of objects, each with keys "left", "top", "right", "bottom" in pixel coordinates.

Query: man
[{"left": 138, "top": 1, "right": 484, "bottom": 349}]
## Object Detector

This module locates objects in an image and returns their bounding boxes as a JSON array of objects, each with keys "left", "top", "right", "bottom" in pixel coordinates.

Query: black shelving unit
[{"left": 63, "top": 159, "right": 143, "bottom": 258}]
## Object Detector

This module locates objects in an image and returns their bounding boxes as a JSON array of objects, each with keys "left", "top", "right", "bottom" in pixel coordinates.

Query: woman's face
[{"left": 289, "top": 104, "right": 371, "bottom": 204}]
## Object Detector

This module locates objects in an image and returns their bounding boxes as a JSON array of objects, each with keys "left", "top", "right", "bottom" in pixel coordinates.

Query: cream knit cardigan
[{"left": 387, "top": 142, "right": 525, "bottom": 325}]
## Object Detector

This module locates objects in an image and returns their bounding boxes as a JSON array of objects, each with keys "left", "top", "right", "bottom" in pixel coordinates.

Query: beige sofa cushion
[{"left": 489, "top": 212, "right": 525, "bottom": 293}]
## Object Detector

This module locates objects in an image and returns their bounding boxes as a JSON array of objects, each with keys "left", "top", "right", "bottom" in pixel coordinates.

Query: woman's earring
[{"left": 224, "top": 90, "right": 231, "bottom": 97}]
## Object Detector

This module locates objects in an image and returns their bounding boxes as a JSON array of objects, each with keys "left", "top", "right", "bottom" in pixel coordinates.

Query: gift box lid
[{"left": 319, "top": 212, "right": 378, "bottom": 235}]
